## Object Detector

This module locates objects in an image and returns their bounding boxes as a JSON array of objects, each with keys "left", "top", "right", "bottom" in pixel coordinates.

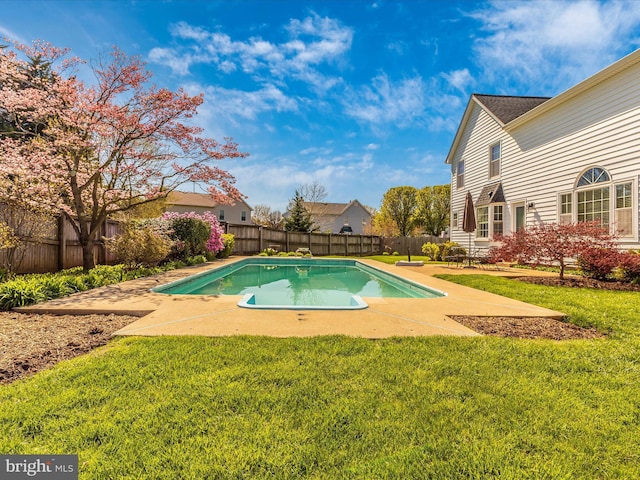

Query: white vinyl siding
[{"left": 449, "top": 56, "right": 640, "bottom": 249}]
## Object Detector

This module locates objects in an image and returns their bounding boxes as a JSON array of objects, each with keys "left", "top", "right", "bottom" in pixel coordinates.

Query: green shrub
[
  {"left": 186, "top": 255, "right": 207, "bottom": 266},
  {"left": 169, "top": 217, "right": 210, "bottom": 259},
  {"left": 382, "top": 251, "right": 389, "bottom": 256},
  {"left": 215, "top": 234, "right": 235, "bottom": 259},
  {"left": 261, "top": 248, "right": 277, "bottom": 256},
  {"left": 392, "top": 251, "right": 399, "bottom": 256},
  {"left": 421, "top": 242, "right": 440, "bottom": 261},
  {"left": 105, "top": 223, "right": 171, "bottom": 269},
  {"left": 39, "top": 275, "right": 75, "bottom": 298},
  {"left": 0, "top": 278, "right": 47, "bottom": 310}
]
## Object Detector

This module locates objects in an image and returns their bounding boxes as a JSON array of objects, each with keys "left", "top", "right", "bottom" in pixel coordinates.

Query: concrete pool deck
[{"left": 17, "top": 257, "right": 565, "bottom": 338}]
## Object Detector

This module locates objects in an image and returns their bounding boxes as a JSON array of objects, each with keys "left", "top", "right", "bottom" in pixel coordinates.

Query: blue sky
[{"left": 2, "top": 0, "right": 640, "bottom": 211}]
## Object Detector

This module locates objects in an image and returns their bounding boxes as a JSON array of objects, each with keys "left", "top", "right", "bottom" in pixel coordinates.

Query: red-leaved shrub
[
  {"left": 577, "top": 247, "right": 622, "bottom": 280},
  {"left": 618, "top": 251, "right": 640, "bottom": 283}
]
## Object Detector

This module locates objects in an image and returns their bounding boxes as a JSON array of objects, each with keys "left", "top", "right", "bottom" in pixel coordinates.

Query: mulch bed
[
  {"left": 450, "top": 315, "right": 604, "bottom": 340},
  {"left": 0, "top": 312, "right": 139, "bottom": 385},
  {"left": 514, "top": 275, "right": 640, "bottom": 291}
]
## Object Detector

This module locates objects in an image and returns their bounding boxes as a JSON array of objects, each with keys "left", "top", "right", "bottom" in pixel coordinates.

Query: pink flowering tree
[
  {"left": 161, "top": 211, "right": 224, "bottom": 255},
  {"left": 0, "top": 41, "right": 246, "bottom": 270}
]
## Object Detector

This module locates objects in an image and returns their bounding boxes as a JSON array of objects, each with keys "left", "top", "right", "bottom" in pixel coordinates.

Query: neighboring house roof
[
  {"left": 303, "top": 200, "right": 370, "bottom": 217},
  {"left": 446, "top": 48, "right": 640, "bottom": 164},
  {"left": 473, "top": 95, "right": 550, "bottom": 124},
  {"left": 166, "top": 191, "right": 252, "bottom": 210}
]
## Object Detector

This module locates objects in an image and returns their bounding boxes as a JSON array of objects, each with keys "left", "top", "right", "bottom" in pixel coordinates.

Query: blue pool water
[{"left": 152, "top": 258, "right": 445, "bottom": 309}]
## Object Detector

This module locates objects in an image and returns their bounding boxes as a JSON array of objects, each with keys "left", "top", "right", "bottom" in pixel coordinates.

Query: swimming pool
[{"left": 152, "top": 258, "right": 446, "bottom": 310}]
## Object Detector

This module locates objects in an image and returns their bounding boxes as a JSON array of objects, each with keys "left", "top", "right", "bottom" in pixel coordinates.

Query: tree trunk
[{"left": 80, "top": 234, "right": 95, "bottom": 271}]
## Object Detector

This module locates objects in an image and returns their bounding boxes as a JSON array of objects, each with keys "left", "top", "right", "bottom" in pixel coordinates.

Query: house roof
[
  {"left": 445, "top": 94, "right": 549, "bottom": 164},
  {"left": 473, "top": 95, "right": 550, "bottom": 124},
  {"left": 475, "top": 183, "right": 505, "bottom": 206},
  {"left": 303, "top": 200, "right": 370, "bottom": 217},
  {"left": 166, "top": 191, "right": 252, "bottom": 210}
]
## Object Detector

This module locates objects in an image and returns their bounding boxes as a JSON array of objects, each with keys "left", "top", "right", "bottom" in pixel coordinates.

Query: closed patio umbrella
[{"left": 462, "top": 191, "right": 476, "bottom": 266}]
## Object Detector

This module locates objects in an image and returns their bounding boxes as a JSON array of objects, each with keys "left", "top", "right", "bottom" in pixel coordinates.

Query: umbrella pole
[{"left": 468, "top": 233, "right": 471, "bottom": 267}]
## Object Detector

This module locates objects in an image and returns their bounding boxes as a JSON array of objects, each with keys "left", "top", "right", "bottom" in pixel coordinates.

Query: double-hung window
[
  {"left": 559, "top": 193, "right": 572, "bottom": 224},
  {"left": 492, "top": 205, "right": 504, "bottom": 236},
  {"left": 218, "top": 209, "right": 225, "bottom": 221},
  {"left": 477, "top": 206, "right": 489, "bottom": 238},
  {"left": 615, "top": 183, "right": 633, "bottom": 236},
  {"left": 476, "top": 204, "right": 503, "bottom": 239},
  {"left": 489, "top": 142, "right": 501, "bottom": 178}
]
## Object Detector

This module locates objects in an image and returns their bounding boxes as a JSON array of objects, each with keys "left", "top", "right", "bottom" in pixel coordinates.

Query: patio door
[{"left": 513, "top": 203, "right": 526, "bottom": 232}]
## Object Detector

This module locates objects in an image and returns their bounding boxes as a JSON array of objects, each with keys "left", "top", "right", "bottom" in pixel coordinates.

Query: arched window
[
  {"left": 560, "top": 166, "right": 634, "bottom": 236},
  {"left": 576, "top": 167, "right": 610, "bottom": 187}
]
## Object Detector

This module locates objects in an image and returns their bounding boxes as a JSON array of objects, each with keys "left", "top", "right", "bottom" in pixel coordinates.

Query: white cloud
[
  {"left": 470, "top": 0, "right": 640, "bottom": 94},
  {"left": 442, "top": 68, "right": 475, "bottom": 94},
  {"left": 202, "top": 84, "right": 298, "bottom": 123},
  {"left": 228, "top": 148, "right": 377, "bottom": 210},
  {"left": 386, "top": 41, "right": 407, "bottom": 55},
  {"left": 344, "top": 73, "right": 426, "bottom": 128},
  {"left": 151, "top": 14, "right": 352, "bottom": 94}
]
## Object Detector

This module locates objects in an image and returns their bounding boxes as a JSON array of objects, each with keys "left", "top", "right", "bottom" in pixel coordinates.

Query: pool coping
[{"left": 15, "top": 257, "right": 565, "bottom": 338}]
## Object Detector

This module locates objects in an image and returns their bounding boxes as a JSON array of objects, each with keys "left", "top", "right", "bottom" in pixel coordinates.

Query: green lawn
[{"left": 1, "top": 273, "right": 640, "bottom": 478}]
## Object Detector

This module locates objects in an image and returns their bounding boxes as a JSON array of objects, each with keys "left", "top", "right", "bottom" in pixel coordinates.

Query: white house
[
  {"left": 303, "top": 200, "right": 372, "bottom": 234},
  {"left": 446, "top": 48, "right": 640, "bottom": 253},
  {"left": 165, "top": 191, "right": 253, "bottom": 225}
]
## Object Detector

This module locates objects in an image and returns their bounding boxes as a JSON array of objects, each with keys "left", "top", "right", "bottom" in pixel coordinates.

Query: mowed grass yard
[{"left": 1, "top": 272, "right": 640, "bottom": 478}]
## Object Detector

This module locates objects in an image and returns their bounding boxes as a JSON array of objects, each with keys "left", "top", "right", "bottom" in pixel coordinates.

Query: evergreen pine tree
[{"left": 284, "top": 190, "right": 313, "bottom": 232}]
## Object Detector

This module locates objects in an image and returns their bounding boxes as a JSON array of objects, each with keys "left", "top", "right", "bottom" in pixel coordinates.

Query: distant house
[
  {"left": 165, "top": 191, "right": 253, "bottom": 225},
  {"left": 304, "top": 200, "right": 371, "bottom": 234},
  {"left": 446, "top": 48, "right": 640, "bottom": 252}
]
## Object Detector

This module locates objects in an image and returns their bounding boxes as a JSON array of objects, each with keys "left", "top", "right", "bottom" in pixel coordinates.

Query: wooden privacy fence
[
  {"left": 4, "top": 210, "right": 448, "bottom": 274},
  {"left": 225, "top": 223, "right": 383, "bottom": 257},
  {"left": 381, "top": 235, "right": 446, "bottom": 256},
  {"left": 0, "top": 213, "right": 122, "bottom": 274}
]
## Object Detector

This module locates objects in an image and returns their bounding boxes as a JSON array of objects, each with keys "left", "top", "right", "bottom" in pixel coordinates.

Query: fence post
[
  {"left": 259, "top": 226, "right": 263, "bottom": 253},
  {"left": 57, "top": 215, "right": 65, "bottom": 271}
]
